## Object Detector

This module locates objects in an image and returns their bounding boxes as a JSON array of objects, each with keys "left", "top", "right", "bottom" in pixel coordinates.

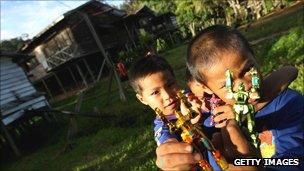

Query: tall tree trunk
[
  {"left": 189, "top": 22, "right": 196, "bottom": 37},
  {"left": 261, "top": 0, "right": 268, "bottom": 15},
  {"left": 227, "top": 0, "right": 242, "bottom": 25},
  {"left": 228, "top": 0, "right": 239, "bottom": 19},
  {"left": 225, "top": 10, "right": 232, "bottom": 26}
]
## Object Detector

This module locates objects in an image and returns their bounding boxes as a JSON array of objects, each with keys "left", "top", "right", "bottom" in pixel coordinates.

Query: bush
[
  {"left": 267, "top": 27, "right": 304, "bottom": 66},
  {"left": 156, "top": 38, "right": 168, "bottom": 52},
  {"left": 254, "top": 27, "right": 304, "bottom": 94}
]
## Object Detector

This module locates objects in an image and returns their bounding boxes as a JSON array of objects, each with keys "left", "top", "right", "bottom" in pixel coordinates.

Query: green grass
[
  {"left": 254, "top": 27, "right": 304, "bottom": 94},
  {"left": 162, "top": 43, "right": 188, "bottom": 70},
  {"left": 239, "top": 7, "right": 303, "bottom": 41},
  {"left": 1, "top": 8, "right": 303, "bottom": 171},
  {"left": 5, "top": 127, "right": 157, "bottom": 171}
]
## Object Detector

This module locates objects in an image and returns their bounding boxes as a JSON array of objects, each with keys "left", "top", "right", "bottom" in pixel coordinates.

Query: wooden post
[
  {"left": 53, "top": 72, "right": 67, "bottom": 95},
  {"left": 68, "top": 66, "right": 78, "bottom": 87},
  {"left": 0, "top": 119, "right": 21, "bottom": 156},
  {"left": 107, "top": 70, "right": 114, "bottom": 92},
  {"left": 123, "top": 22, "right": 137, "bottom": 48},
  {"left": 82, "top": 58, "right": 96, "bottom": 83},
  {"left": 106, "top": 70, "right": 114, "bottom": 104},
  {"left": 168, "top": 31, "right": 174, "bottom": 45},
  {"left": 82, "top": 13, "right": 126, "bottom": 101},
  {"left": 76, "top": 64, "right": 88, "bottom": 88},
  {"left": 41, "top": 78, "right": 54, "bottom": 101},
  {"left": 97, "top": 58, "right": 106, "bottom": 81},
  {"left": 163, "top": 23, "right": 174, "bottom": 45}
]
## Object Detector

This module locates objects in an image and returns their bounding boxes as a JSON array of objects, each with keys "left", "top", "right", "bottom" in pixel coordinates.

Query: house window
[{"left": 44, "top": 39, "right": 58, "bottom": 58}]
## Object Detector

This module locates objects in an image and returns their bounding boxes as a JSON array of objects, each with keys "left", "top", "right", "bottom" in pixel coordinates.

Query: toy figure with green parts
[{"left": 225, "top": 68, "right": 261, "bottom": 148}]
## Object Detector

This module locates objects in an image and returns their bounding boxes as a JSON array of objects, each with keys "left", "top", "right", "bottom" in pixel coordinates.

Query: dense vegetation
[
  {"left": 1, "top": 3, "right": 303, "bottom": 171},
  {"left": 121, "top": 0, "right": 295, "bottom": 38}
]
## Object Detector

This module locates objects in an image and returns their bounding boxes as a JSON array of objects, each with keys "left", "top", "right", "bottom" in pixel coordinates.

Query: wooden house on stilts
[{"left": 20, "top": 0, "right": 179, "bottom": 101}]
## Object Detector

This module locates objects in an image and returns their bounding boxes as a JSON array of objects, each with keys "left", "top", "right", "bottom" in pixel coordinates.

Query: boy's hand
[
  {"left": 156, "top": 141, "right": 202, "bottom": 170},
  {"left": 187, "top": 92, "right": 210, "bottom": 112},
  {"left": 213, "top": 104, "right": 235, "bottom": 128}
]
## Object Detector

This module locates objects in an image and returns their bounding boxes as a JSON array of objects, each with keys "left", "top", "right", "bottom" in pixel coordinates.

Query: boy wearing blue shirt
[
  {"left": 156, "top": 25, "right": 303, "bottom": 170},
  {"left": 129, "top": 54, "right": 298, "bottom": 170},
  {"left": 129, "top": 55, "right": 257, "bottom": 170}
]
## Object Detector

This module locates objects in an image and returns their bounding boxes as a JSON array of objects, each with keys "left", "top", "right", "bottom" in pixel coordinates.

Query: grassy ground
[
  {"left": 239, "top": 4, "right": 303, "bottom": 41},
  {"left": 1, "top": 8, "right": 303, "bottom": 171}
]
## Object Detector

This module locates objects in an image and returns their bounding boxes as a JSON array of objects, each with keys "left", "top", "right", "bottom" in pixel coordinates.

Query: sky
[{"left": 0, "top": 0, "right": 124, "bottom": 41}]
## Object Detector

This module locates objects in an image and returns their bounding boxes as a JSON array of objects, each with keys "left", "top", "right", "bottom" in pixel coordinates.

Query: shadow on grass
[{"left": 73, "top": 127, "right": 157, "bottom": 171}]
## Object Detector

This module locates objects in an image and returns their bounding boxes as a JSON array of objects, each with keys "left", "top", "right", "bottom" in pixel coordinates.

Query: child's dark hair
[
  {"left": 185, "top": 67, "right": 194, "bottom": 83},
  {"left": 187, "top": 25, "right": 255, "bottom": 84},
  {"left": 129, "top": 55, "right": 174, "bottom": 94}
]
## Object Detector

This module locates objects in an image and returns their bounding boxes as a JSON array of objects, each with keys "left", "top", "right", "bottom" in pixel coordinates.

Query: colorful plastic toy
[
  {"left": 154, "top": 91, "right": 228, "bottom": 171},
  {"left": 208, "top": 95, "right": 222, "bottom": 126},
  {"left": 225, "top": 68, "right": 261, "bottom": 148}
]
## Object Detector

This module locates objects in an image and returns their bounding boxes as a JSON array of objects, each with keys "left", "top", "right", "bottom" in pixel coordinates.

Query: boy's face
[
  {"left": 136, "top": 71, "right": 180, "bottom": 115},
  {"left": 202, "top": 52, "right": 260, "bottom": 105}
]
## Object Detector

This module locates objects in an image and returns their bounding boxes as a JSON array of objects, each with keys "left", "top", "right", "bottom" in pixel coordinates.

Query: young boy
[
  {"left": 129, "top": 55, "right": 258, "bottom": 171},
  {"left": 157, "top": 25, "right": 303, "bottom": 170},
  {"left": 186, "top": 65, "right": 299, "bottom": 161},
  {"left": 129, "top": 55, "right": 297, "bottom": 170},
  {"left": 186, "top": 65, "right": 299, "bottom": 128}
]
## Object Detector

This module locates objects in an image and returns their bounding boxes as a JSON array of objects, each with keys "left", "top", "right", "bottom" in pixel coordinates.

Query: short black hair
[
  {"left": 185, "top": 67, "right": 194, "bottom": 83},
  {"left": 187, "top": 25, "right": 255, "bottom": 83},
  {"left": 129, "top": 55, "right": 174, "bottom": 94}
]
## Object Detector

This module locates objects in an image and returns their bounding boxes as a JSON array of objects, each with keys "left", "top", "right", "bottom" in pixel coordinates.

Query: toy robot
[
  {"left": 225, "top": 68, "right": 261, "bottom": 148},
  {"left": 154, "top": 91, "right": 228, "bottom": 171}
]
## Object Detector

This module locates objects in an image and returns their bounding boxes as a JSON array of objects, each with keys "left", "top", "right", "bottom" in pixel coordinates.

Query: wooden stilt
[
  {"left": 68, "top": 66, "right": 78, "bottom": 87},
  {"left": 123, "top": 22, "right": 137, "bottom": 48},
  {"left": 0, "top": 119, "right": 21, "bottom": 157},
  {"left": 53, "top": 72, "right": 67, "bottom": 95},
  {"left": 82, "top": 13, "right": 126, "bottom": 101},
  {"left": 82, "top": 58, "right": 96, "bottom": 83},
  {"left": 43, "top": 110, "right": 51, "bottom": 122},
  {"left": 163, "top": 23, "right": 174, "bottom": 45},
  {"left": 97, "top": 58, "right": 106, "bottom": 81},
  {"left": 76, "top": 64, "right": 88, "bottom": 88},
  {"left": 41, "top": 78, "right": 54, "bottom": 101},
  {"left": 107, "top": 70, "right": 114, "bottom": 103},
  {"left": 107, "top": 70, "right": 114, "bottom": 92},
  {"left": 168, "top": 31, "right": 174, "bottom": 45}
]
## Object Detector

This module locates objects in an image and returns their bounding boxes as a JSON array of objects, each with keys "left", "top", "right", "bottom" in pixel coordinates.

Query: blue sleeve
[
  {"left": 272, "top": 89, "right": 304, "bottom": 158},
  {"left": 257, "top": 89, "right": 304, "bottom": 171},
  {"left": 153, "top": 117, "right": 177, "bottom": 146}
]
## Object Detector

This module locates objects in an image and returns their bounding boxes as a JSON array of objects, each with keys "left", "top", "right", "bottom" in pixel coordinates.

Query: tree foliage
[
  {"left": 120, "top": 0, "right": 295, "bottom": 38},
  {"left": 0, "top": 37, "right": 28, "bottom": 52}
]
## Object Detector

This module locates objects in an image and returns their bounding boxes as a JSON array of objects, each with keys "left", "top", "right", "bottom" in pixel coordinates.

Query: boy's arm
[
  {"left": 212, "top": 105, "right": 262, "bottom": 170},
  {"left": 221, "top": 120, "right": 260, "bottom": 159},
  {"left": 221, "top": 120, "right": 262, "bottom": 171},
  {"left": 212, "top": 107, "right": 260, "bottom": 159},
  {"left": 255, "top": 66, "right": 298, "bottom": 111}
]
